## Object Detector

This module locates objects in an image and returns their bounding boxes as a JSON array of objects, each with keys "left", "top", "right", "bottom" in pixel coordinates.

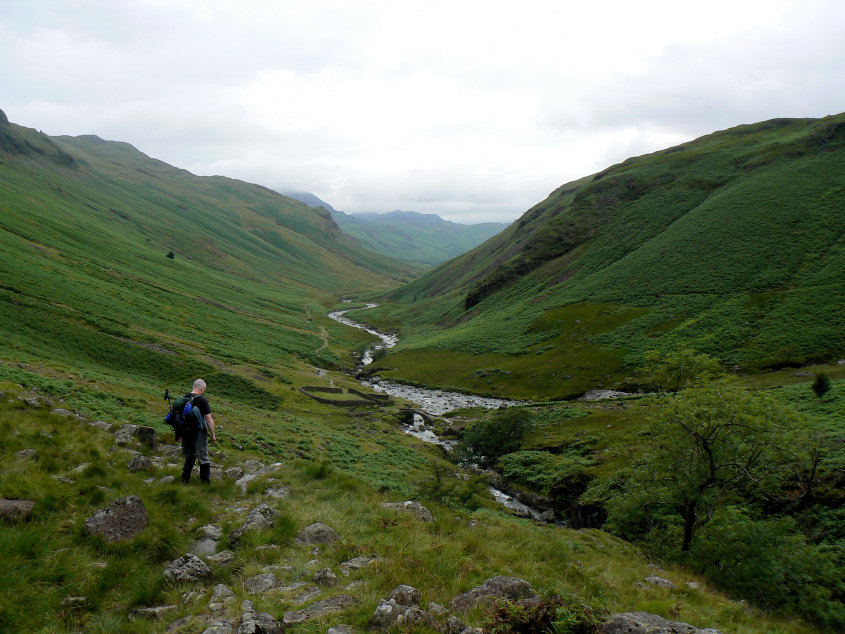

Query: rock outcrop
[
  {"left": 600, "top": 612, "right": 723, "bottom": 633},
  {"left": 450, "top": 575, "right": 538, "bottom": 612},
  {"left": 295, "top": 522, "right": 340, "bottom": 545},
  {"left": 163, "top": 553, "right": 212, "bottom": 583},
  {"left": 229, "top": 504, "right": 279, "bottom": 546}
]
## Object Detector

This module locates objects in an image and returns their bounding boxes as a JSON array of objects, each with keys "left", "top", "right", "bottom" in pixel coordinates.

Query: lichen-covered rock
[
  {"left": 381, "top": 500, "right": 436, "bottom": 522},
  {"left": 600, "top": 612, "right": 723, "bottom": 634},
  {"left": 238, "top": 606, "right": 283, "bottom": 634},
  {"left": 130, "top": 604, "right": 177, "bottom": 620},
  {"left": 209, "top": 584, "right": 236, "bottom": 612},
  {"left": 340, "top": 554, "right": 380, "bottom": 575},
  {"left": 207, "top": 550, "right": 236, "bottom": 566},
  {"left": 644, "top": 575, "right": 674, "bottom": 588},
  {"left": 327, "top": 625, "right": 354, "bottom": 634},
  {"left": 225, "top": 466, "right": 245, "bottom": 480},
  {"left": 389, "top": 584, "right": 422, "bottom": 607},
  {"left": 137, "top": 426, "right": 157, "bottom": 449},
  {"left": 450, "top": 576, "right": 537, "bottom": 612},
  {"left": 128, "top": 454, "right": 153, "bottom": 472},
  {"left": 84, "top": 495, "right": 148, "bottom": 542},
  {"left": 229, "top": 504, "right": 279, "bottom": 546},
  {"left": 244, "top": 573, "right": 280, "bottom": 594},
  {"left": 283, "top": 595, "right": 358, "bottom": 626},
  {"left": 163, "top": 553, "right": 212, "bottom": 583},
  {"left": 113, "top": 424, "right": 139, "bottom": 446},
  {"left": 295, "top": 522, "right": 340, "bottom": 545},
  {"left": 313, "top": 567, "right": 339, "bottom": 586}
]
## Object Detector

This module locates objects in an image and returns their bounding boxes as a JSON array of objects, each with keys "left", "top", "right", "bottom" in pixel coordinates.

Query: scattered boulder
[
  {"left": 192, "top": 538, "right": 218, "bottom": 556},
  {"left": 160, "top": 475, "right": 175, "bottom": 484},
  {"left": 229, "top": 503, "right": 279, "bottom": 546},
  {"left": 283, "top": 595, "right": 358, "bottom": 627},
  {"left": 51, "top": 408, "right": 73, "bottom": 417},
  {"left": 137, "top": 426, "right": 157, "bottom": 449},
  {"left": 113, "top": 424, "right": 139, "bottom": 446},
  {"left": 200, "top": 622, "right": 234, "bottom": 634},
  {"left": 600, "top": 612, "right": 723, "bottom": 633},
  {"left": 327, "top": 625, "right": 354, "bottom": 634},
  {"left": 199, "top": 524, "right": 224, "bottom": 540},
  {"left": 89, "top": 420, "right": 113, "bottom": 431},
  {"left": 128, "top": 454, "right": 153, "bottom": 472},
  {"left": 207, "top": 550, "right": 236, "bottom": 566},
  {"left": 241, "top": 459, "right": 265, "bottom": 474},
  {"left": 313, "top": 567, "right": 339, "bottom": 586},
  {"left": 295, "top": 522, "right": 340, "bottom": 545},
  {"left": 0, "top": 499, "right": 35, "bottom": 521},
  {"left": 265, "top": 486, "right": 289, "bottom": 499},
  {"left": 371, "top": 584, "right": 440, "bottom": 630},
  {"left": 292, "top": 585, "right": 322, "bottom": 605},
  {"left": 84, "top": 495, "right": 149, "bottom": 542},
  {"left": 70, "top": 463, "right": 91, "bottom": 475},
  {"left": 381, "top": 500, "right": 436, "bottom": 522},
  {"left": 238, "top": 604, "right": 284, "bottom": 634},
  {"left": 236, "top": 474, "right": 258, "bottom": 493},
  {"left": 16, "top": 449, "right": 36, "bottom": 459},
  {"left": 225, "top": 466, "right": 245, "bottom": 480},
  {"left": 390, "top": 584, "right": 422, "bottom": 606},
  {"left": 60, "top": 596, "right": 89, "bottom": 609},
  {"left": 130, "top": 605, "right": 177, "bottom": 620},
  {"left": 209, "top": 583, "right": 236, "bottom": 612},
  {"left": 163, "top": 553, "right": 212, "bottom": 583},
  {"left": 450, "top": 576, "right": 537, "bottom": 612},
  {"left": 244, "top": 573, "right": 280, "bottom": 594},
  {"left": 644, "top": 575, "right": 674, "bottom": 589},
  {"left": 341, "top": 554, "right": 380, "bottom": 575}
]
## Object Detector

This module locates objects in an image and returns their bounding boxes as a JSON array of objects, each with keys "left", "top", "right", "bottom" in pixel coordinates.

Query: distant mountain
[
  {"left": 371, "top": 114, "right": 845, "bottom": 398},
  {"left": 285, "top": 193, "right": 509, "bottom": 266}
]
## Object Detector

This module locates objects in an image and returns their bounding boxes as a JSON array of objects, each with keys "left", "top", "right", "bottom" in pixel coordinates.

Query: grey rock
[
  {"left": 327, "top": 625, "right": 354, "bottom": 634},
  {"left": 128, "top": 454, "right": 153, "bottom": 472},
  {"left": 20, "top": 394, "right": 48, "bottom": 408},
  {"left": 84, "top": 495, "right": 148, "bottom": 542},
  {"left": 51, "top": 408, "right": 73, "bottom": 417},
  {"left": 160, "top": 475, "right": 175, "bottom": 484},
  {"left": 244, "top": 573, "right": 280, "bottom": 594},
  {"left": 40, "top": 430, "right": 54, "bottom": 439},
  {"left": 192, "top": 538, "right": 218, "bottom": 556},
  {"left": 70, "top": 463, "right": 91, "bottom": 475},
  {"left": 113, "top": 424, "right": 139, "bottom": 446},
  {"left": 444, "top": 615, "right": 469, "bottom": 634},
  {"left": 389, "top": 584, "right": 422, "bottom": 607},
  {"left": 130, "top": 604, "right": 177, "bottom": 620},
  {"left": 202, "top": 623, "right": 235, "bottom": 634},
  {"left": 428, "top": 602, "right": 449, "bottom": 617},
  {"left": 283, "top": 595, "right": 358, "bottom": 626},
  {"left": 225, "top": 466, "right": 245, "bottom": 480},
  {"left": 381, "top": 500, "right": 436, "bottom": 522},
  {"left": 137, "top": 426, "right": 157, "bottom": 449},
  {"left": 265, "top": 486, "right": 289, "bottom": 499},
  {"left": 313, "top": 567, "right": 339, "bottom": 586},
  {"left": 89, "top": 420, "right": 112, "bottom": 431},
  {"left": 199, "top": 524, "right": 224, "bottom": 540},
  {"left": 209, "top": 583, "right": 237, "bottom": 612},
  {"left": 163, "top": 553, "right": 212, "bottom": 583},
  {"left": 16, "top": 448, "right": 36, "bottom": 459},
  {"left": 238, "top": 609, "right": 284, "bottom": 634},
  {"left": 52, "top": 475, "right": 74, "bottom": 484},
  {"left": 229, "top": 503, "right": 279, "bottom": 546},
  {"left": 60, "top": 596, "right": 89, "bottom": 608},
  {"left": 259, "top": 462, "right": 284, "bottom": 475},
  {"left": 644, "top": 575, "right": 674, "bottom": 589},
  {"left": 450, "top": 576, "right": 537, "bottom": 612},
  {"left": 293, "top": 585, "right": 322, "bottom": 605},
  {"left": 0, "top": 499, "right": 35, "bottom": 521},
  {"left": 182, "top": 590, "right": 206, "bottom": 604},
  {"left": 340, "top": 554, "right": 380, "bottom": 575},
  {"left": 686, "top": 581, "right": 701, "bottom": 590},
  {"left": 235, "top": 473, "right": 258, "bottom": 492},
  {"left": 295, "top": 522, "right": 340, "bottom": 545},
  {"left": 278, "top": 581, "right": 308, "bottom": 594},
  {"left": 371, "top": 600, "right": 436, "bottom": 630},
  {"left": 600, "top": 612, "right": 723, "bottom": 634},
  {"left": 241, "top": 459, "right": 265, "bottom": 474}
]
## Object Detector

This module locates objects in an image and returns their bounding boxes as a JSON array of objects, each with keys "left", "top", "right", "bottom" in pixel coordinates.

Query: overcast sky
[{"left": 2, "top": 1, "right": 844, "bottom": 223}]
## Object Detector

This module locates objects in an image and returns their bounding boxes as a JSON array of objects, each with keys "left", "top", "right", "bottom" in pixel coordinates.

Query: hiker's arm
[{"left": 205, "top": 414, "right": 216, "bottom": 442}]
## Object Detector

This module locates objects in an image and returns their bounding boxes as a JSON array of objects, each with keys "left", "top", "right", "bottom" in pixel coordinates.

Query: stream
[{"left": 327, "top": 303, "right": 547, "bottom": 521}]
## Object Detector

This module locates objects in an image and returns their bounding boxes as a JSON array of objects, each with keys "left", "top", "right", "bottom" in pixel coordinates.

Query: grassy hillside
[
  {"left": 330, "top": 208, "right": 509, "bottom": 267},
  {"left": 364, "top": 115, "right": 845, "bottom": 399}
]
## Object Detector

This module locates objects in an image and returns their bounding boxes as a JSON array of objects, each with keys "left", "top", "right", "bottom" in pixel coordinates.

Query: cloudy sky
[{"left": 2, "top": 1, "right": 843, "bottom": 222}]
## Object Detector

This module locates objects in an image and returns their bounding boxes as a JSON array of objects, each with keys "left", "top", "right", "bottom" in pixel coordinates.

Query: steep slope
[
  {"left": 367, "top": 115, "right": 845, "bottom": 398},
  {"left": 0, "top": 111, "right": 415, "bottom": 393}
]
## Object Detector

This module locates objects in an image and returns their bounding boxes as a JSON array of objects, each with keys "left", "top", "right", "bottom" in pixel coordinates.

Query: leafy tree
[
  {"left": 608, "top": 380, "right": 795, "bottom": 552},
  {"left": 455, "top": 408, "right": 534, "bottom": 468},
  {"left": 641, "top": 347, "right": 723, "bottom": 396},
  {"left": 812, "top": 372, "right": 832, "bottom": 398}
]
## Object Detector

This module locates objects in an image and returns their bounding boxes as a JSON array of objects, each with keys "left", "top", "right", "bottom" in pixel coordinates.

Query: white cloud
[{"left": 2, "top": 0, "right": 843, "bottom": 222}]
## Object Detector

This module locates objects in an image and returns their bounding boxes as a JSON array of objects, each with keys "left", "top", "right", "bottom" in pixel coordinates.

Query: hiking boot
[
  {"left": 199, "top": 463, "right": 211, "bottom": 484},
  {"left": 182, "top": 457, "right": 196, "bottom": 484}
]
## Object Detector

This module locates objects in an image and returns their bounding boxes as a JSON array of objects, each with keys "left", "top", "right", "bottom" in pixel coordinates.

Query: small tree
[
  {"left": 812, "top": 372, "right": 832, "bottom": 398},
  {"left": 609, "top": 379, "right": 795, "bottom": 552},
  {"left": 455, "top": 408, "right": 534, "bottom": 468},
  {"left": 641, "top": 348, "right": 722, "bottom": 396}
]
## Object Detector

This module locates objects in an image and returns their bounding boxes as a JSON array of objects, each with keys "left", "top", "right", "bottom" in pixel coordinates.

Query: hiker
[{"left": 180, "top": 378, "right": 217, "bottom": 484}]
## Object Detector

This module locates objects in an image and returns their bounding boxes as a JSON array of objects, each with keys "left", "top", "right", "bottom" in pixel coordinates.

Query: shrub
[
  {"left": 455, "top": 409, "right": 535, "bottom": 468},
  {"left": 812, "top": 372, "right": 832, "bottom": 398}
]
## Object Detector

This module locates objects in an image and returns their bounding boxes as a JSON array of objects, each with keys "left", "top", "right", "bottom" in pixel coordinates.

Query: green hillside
[
  {"left": 364, "top": 115, "right": 845, "bottom": 399},
  {"left": 0, "top": 112, "right": 419, "bottom": 392}
]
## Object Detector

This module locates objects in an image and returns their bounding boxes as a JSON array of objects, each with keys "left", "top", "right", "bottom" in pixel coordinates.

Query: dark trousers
[{"left": 181, "top": 428, "right": 210, "bottom": 483}]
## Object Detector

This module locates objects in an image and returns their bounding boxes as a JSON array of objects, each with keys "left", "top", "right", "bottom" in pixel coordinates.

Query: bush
[
  {"left": 812, "top": 372, "right": 832, "bottom": 398},
  {"left": 455, "top": 409, "right": 534, "bottom": 468},
  {"left": 689, "top": 506, "right": 845, "bottom": 629}
]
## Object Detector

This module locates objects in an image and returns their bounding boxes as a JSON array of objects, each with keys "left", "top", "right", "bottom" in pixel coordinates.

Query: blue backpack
[{"left": 164, "top": 393, "right": 205, "bottom": 439}]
